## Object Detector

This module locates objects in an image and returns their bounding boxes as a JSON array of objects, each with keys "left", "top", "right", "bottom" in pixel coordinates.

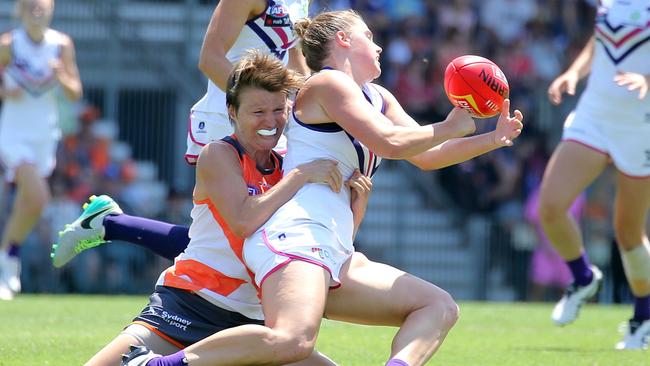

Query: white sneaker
[
  {"left": 616, "top": 319, "right": 650, "bottom": 350},
  {"left": 0, "top": 251, "right": 20, "bottom": 294},
  {"left": 552, "top": 265, "right": 603, "bottom": 326},
  {"left": 121, "top": 345, "right": 164, "bottom": 366},
  {"left": 0, "top": 280, "right": 13, "bottom": 301},
  {"left": 51, "top": 195, "right": 123, "bottom": 268}
]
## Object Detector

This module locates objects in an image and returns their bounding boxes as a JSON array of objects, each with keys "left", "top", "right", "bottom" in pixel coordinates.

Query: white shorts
[
  {"left": 244, "top": 221, "right": 354, "bottom": 289},
  {"left": 562, "top": 99, "right": 650, "bottom": 178},
  {"left": 0, "top": 134, "right": 58, "bottom": 182},
  {"left": 185, "top": 110, "right": 288, "bottom": 165},
  {"left": 185, "top": 110, "right": 234, "bottom": 165}
]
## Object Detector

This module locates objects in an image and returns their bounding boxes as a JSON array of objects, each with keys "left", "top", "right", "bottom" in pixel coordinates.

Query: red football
[{"left": 444, "top": 55, "right": 509, "bottom": 118}]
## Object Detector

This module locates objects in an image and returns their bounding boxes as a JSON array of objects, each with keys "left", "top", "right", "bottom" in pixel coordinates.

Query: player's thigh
[
  {"left": 324, "top": 252, "right": 451, "bottom": 326},
  {"left": 539, "top": 140, "right": 608, "bottom": 209},
  {"left": 261, "top": 260, "right": 330, "bottom": 337},
  {"left": 613, "top": 173, "right": 650, "bottom": 247}
]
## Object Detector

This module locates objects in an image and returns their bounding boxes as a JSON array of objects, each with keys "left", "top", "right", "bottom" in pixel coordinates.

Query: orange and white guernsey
[{"left": 157, "top": 136, "right": 282, "bottom": 320}]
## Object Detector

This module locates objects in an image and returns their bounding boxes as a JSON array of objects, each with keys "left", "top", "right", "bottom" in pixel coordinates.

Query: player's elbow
[{"left": 377, "top": 138, "right": 417, "bottom": 160}]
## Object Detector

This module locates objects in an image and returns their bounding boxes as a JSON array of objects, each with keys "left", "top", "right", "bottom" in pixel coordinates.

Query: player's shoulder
[
  {"left": 47, "top": 29, "right": 74, "bottom": 47},
  {"left": 306, "top": 69, "right": 362, "bottom": 97}
]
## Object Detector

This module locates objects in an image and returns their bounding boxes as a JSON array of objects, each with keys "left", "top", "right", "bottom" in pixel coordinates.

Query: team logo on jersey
[
  {"left": 247, "top": 185, "right": 261, "bottom": 195},
  {"left": 311, "top": 247, "right": 332, "bottom": 261},
  {"left": 265, "top": 3, "right": 291, "bottom": 27},
  {"left": 198, "top": 121, "right": 205, "bottom": 130}
]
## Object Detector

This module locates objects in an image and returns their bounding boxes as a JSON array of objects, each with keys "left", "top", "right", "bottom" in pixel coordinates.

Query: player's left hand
[
  {"left": 347, "top": 170, "right": 372, "bottom": 217},
  {"left": 493, "top": 99, "right": 523, "bottom": 147},
  {"left": 614, "top": 71, "right": 649, "bottom": 99}
]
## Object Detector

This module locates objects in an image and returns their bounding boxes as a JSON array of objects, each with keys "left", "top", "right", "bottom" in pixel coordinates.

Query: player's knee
[
  {"left": 613, "top": 218, "right": 644, "bottom": 247},
  {"left": 21, "top": 190, "right": 49, "bottom": 214},
  {"left": 421, "top": 287, "right": 459, "bottom": 330},
  {"left": 265, "top": 330, "right": 316, "bottom": 363},
  {"left": 537, "top": 198, "right": 566, "bottom": 224},
  {"left": 436, "top": 290, "right": 460, "bottom": 329}
]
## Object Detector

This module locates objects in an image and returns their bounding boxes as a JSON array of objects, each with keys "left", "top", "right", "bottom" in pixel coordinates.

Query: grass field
[{"left": 0, "top": 295, "right": 646, "bottom": 365}]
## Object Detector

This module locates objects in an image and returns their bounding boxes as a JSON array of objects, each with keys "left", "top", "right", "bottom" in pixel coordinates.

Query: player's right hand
[
  {"left": 296, "top": 159, "right": 342, "bottom": 193},
  {"left": 0, "top": 86, "right": 22, "bottom": 99},
  {"left": 548, "top": 70, "right": 579, "bottom": 105},
  {"left": 444, "top": 107, "right": 476, "bottom": 138}
]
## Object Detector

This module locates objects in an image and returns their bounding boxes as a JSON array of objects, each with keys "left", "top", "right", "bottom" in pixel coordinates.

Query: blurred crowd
[{"left": 2, "top": 0, "right": 627, "bottom": 300}]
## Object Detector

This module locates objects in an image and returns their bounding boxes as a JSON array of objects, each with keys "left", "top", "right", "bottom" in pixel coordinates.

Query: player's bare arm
[
  {"left": 305, "top": 71, "right": 461, "bottom": 159},
  {"left": 52, "top": 33, "right": 82, "bottom": 101},
  {"left": 0, "top": 32, "right": 21, "bottom": 100},
  {"left": 548, "top": 35, "right": 595, "bottom": 105},
  {"left": 287, "top": 46, "right": 310, "bottom": 76},
  {"left": 198, "top": 0, "right": 263, "bottom": 91},
  {"left": 195, "top": 142, "right": 341, "bottom": 238}
]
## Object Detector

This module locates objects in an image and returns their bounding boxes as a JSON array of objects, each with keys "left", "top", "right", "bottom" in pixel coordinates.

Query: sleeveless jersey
[
  {"left": 158, "top": 136, "right": 283, "bottom": 320},
  {"left": 0, "top": 28, "right": 62, "bottom": 137},
  {"left": 259, "top": 82, "right": 386, "bottom": 251},
  {"left": 586, "top": 0, "right": 650, "bottom": 101},
  {"left": 191, "top": 0, "right": 309, "bottom": 114}
]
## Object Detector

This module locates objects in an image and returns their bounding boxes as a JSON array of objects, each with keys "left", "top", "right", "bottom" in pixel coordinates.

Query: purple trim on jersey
[
  {"left": 258, "top": 229, "right": 340, "bottom": 289},
  {"left": 596, "top": 35, "right": 650, "bottom": 64},
  {"left": 367, "top": 84, "right": 387, "bottom": 114},
  {"left": 291, "top": 108, "right": 343, "bottom": 132},
  {"left": 246, "top": 17, "right": 287, "bottom": 60}
]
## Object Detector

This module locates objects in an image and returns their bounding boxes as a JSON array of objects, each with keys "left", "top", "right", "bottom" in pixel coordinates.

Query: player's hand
[
  {"left": 0, "top": 87, "right": 22, "bottom": 99},
  {"left": 295, "top": 159, "right": 342, "bottom": 193},
  {"left": 547, "top": 70, "right": 579, "bottom": 105},
  {"left": 444, "top": 107, "right": 476, "bottom": 138},
  {"left": 614, "top": 71, "right": 649, "bottom": 100},
  {"left": 347, "top": 169, "right": 372, "bottom": 217},
  {"left": 48, "top": 58, "right": 65, "bottom": 83},
  {"left": 493, "top": 99, "right": 523, "bottom": 147}
]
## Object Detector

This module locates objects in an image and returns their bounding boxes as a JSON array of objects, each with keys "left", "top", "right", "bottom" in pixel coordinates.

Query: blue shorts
[{"left": 132, "top": 286, "right": 264, "bottom": 348}]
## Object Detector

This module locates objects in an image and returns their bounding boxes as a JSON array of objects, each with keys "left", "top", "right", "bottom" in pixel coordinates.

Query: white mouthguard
[{"left": 257, "top": 128, "right": 277, "bottom": 136}]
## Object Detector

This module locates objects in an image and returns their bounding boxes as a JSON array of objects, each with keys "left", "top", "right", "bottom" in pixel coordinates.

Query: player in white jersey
[
  {"left": 89, "top": 52, "right": 345, "bottom": 366},
  {"left": 0, "top": 0, "right": 82, "bottom": 300},
  {"left": 51, "top": 0, "right": 312, "bottom": 268},
  {"left": 540, "top": 0, "right": 650, "bottom": 350},
  {"left": 186, "top": 0, "right": 310, "bottom": 162},
  {"left": 140, "top": 10, "right": 523, "bottom": 366}
]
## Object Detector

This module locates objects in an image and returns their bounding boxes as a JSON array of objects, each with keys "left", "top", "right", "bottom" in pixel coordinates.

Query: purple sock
[
  {"left": 7, "top": 243, "right": 20, "bottom": 258},
  {"left": 386, "top": 359, "right": 409, "bottom": 366},
  {"left": 103, "top": 214, "right": 190, "bottom": 260},
  {"left": 567, "top": 254, "right": 593, "bottom": 287},
  {"left": 146, "top": 350, "right": 187, "bottom": 366},
  {"left": 633, "top": 295, "right": 650, "bottom": 322}
]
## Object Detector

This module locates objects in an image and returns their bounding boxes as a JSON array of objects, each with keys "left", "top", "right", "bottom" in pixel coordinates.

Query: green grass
[{"left": 0, "top": 295, "right": 646, "bottom": 365}]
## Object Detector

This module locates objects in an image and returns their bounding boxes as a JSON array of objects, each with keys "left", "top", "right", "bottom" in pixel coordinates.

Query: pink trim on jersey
[
  {"left": 184, "top": 154, "right": 198, "bottom": 165},
  {"left": 616, "top": 170, "right": 650, "bottom": 179},
  {"left": 274, "top": 148, "right": 287, "bottom": 156},
  {"left": 258, "top": 228, "right": 339, "bottom": 289},
  {"left": 561, "top": 138, "right": 609, "bottom": 156}
]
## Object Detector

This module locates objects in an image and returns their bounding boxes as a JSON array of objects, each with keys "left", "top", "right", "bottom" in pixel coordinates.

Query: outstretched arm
[{"left": 372, "top": 83, "right": 523, "bottom": 170}]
